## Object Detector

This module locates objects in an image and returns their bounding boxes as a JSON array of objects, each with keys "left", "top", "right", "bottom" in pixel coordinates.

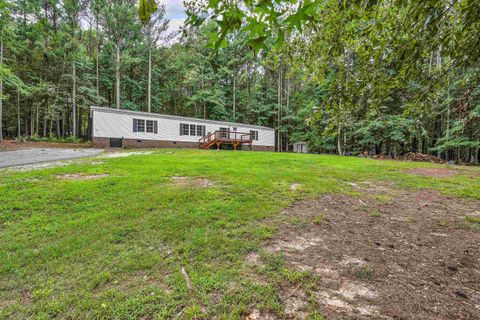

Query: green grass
[
  {"left": 464, "top": 215, "right": 480, "bottom": 230},
  {"left": 465, "top": 216, "right": 480, "bottom": 224},
  {"left": 0, "top": 149, "right": 479, "bottom": 319},
  {"left": 369, "top": 209, "right": 382, "bottom": 217},
  {"left": 355, "top": 266, "right": 375, "bottom": 280},
  {"left": 312, "top": 213, "right": 325, "bottom": 225}
]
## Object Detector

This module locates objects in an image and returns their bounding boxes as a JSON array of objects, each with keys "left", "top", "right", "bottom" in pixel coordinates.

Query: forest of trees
[{"left": 1, "top": 0, "right": 479, "bottom": 163}]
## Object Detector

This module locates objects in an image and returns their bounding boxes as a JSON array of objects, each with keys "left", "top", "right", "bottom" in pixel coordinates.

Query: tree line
[
  {"left": 1, "top": 0, "right": 479, "bottom": 163},
  {"left": 187, "top": 0, "right": 480, "bottom": 163}
]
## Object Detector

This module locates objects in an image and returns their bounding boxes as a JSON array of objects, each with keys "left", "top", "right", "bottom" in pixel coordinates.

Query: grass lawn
[{"left": 0, "top": 149, "right": 479, "bottom": 319}]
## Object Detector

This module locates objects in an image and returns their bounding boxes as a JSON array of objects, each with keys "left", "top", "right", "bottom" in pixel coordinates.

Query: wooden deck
[{"left": 199, "top": 130, "right": 253, "bottom": 150}]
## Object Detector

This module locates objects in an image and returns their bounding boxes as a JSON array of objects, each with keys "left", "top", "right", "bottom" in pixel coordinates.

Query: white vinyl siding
[{"left": 92, "top": 108, "right": 275, "bottom": 147}]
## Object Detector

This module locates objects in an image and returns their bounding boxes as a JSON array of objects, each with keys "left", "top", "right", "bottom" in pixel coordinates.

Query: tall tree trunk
[
  {"left": 96, "top": 52, "right": 100, "bottom": 104},
  {"left": 0, "top": 37, "right": 3, "bottom": 142},
  {"left": 56, "top": 119, "right": 61, "bottom": 137},
  {"left": 148, "top": 46, "right": 152, "bottom": 112},
  {"left": 337, "top": 123, "right": 343, "bottom": 156},
  {"left": 435, "top": 45, "right": 442, "bottom": 157},
  {"left": 94, "top": 5, "right": 100, "bottom": 105},
  {"left": 78, "top": 108, "right": 82, "bottom": 137},
  {"left": 43, "top": 117, "right": 47, "bottom": 137},
  {"left": 277, "top": 62, "right": 282, "bottom": 152},
  {"left": 232, "top": 72, "right": 236, "bottom": 120},
  {"left": 96, "top": 27, "right": 100, "bottom": 105},
  {"left": 286, "top": 78, "right": 290, "bottom": 151},
  {"left": 36, "top": 103, "right": 40, "bottom": 136},
  {"left": 25, "top": 115, "right": 29, "bottom": 137},
  {"left": 247, "top": 61, "right": 251, "bottom": 120},
  {"left": 30, "top": 104, "right": 34, "bottom": 137},
  {"left": 72, "top": 60, "right": 77, "bottom": 137},
  {"left": 202, "top": 67, "right": 206, "bottom": 119},
  {"left": 115, "top": 43, "right": 121, "bottom": 109},
  {"left": 17, "top": 90, "right": 21, "bottom": 138},
  {"left": 62, "top": 110, "right": 66, "bottom": 137}
]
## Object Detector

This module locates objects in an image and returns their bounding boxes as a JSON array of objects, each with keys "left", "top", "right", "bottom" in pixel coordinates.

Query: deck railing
[{"left": 199, "top": 130, "right": 253, "bottom": 147}]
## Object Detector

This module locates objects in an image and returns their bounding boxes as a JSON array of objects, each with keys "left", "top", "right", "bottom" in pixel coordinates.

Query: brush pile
[{"left": 399, "top": 152, "right": 444, "bottom": 163}]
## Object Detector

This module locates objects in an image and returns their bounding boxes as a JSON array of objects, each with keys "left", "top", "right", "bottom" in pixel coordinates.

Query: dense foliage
[
  {"left": 1, "top": 0, "right": 479, "bottom": 163},
  {"left": 187, "top": 0, "right": 480, "bottom": 163}
]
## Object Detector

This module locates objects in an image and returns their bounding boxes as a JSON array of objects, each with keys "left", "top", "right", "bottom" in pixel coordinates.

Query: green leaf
[{"left": 138, "top": 0, "right": 158, "bottom": 24}]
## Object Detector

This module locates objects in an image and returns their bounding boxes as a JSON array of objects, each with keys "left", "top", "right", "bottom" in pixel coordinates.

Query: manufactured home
[{"left": 91, "top": 107, "right": 275, "bottom": 151}]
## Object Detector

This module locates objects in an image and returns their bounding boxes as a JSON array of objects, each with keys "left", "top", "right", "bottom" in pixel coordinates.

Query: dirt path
[
  {"left": 0, "top": 148, "right": 103, "bottom": 168},
  {"left": 0, "top": 140, "right": 91, "bottom": 151},
  {"left": 260, "top": 183, "right": 480, "bottom": 319}
]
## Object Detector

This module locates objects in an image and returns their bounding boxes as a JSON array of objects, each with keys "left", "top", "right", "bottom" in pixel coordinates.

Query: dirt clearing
[
  {"left": 58, "top": 173, "right": 110, "bottom": 181},
  {"left": 100, "top": 151, "right": 153, "bottom": 158},
  {"left": 404, "top": 167, "right": 458, "bottom": 178},
  {"left": 171, "top": 176, "right": 215, "bottom": 188},
  {"left": 262, "top": 183, "right": 480, "bottom": 319},
  {"left": 0, "top": 148, "right": 103, "bottom": 169},
  {"left": 0, "top": 140, "right": 90, "bottom": 151}
]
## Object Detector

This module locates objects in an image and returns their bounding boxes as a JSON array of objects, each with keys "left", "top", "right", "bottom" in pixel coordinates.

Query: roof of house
[{"left": 91, "top": 106, "right": 274, "bottom": 131}]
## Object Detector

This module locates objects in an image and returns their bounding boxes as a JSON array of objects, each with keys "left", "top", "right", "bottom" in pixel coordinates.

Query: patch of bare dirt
[
  {"left": 4, "top": 160, "right": 104, "bottom": 172},
  {"left": 171, "top": 176, "right": 215, "bottom": 188},
  {"left": 4, "top": 160, "right": 75, "bottom": 172},
  {"left": 245, "top": 252, "right": 263, "bottom": 267},
  {"left": 100, "top": 151, "right": 153, "bottom": 158},
  {"left": 245, "top": 309, "right": 277, "bottom": 320},
  {"left": 264, "top": 184, "right": 480, "bottom": 320},
  {"left": 290, "top": 183, "right": 302, "bottom": 191},
  {"left": 58, "top": 173, "right": 109, "bottom": 180},
  {"left": 0, "top": 140, "right": 90, "bottom": 151},
  {"left": 404, "top": 167, "right": 458, "bottom": 178}
]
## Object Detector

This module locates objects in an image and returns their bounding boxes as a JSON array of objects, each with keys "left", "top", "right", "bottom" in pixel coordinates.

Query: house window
[
  {"left": 196, "top": 125, "right": 205, "bottom": 136},
  {"left": 180, "top": 123, "right": 206, "bottom": 137},
  {"left": 250, "top": 130, "right": 258, "bottom": 141},
  {"left": 146, "top": 120, "right": 154, "bottom": 133},
  {"left": 190, "top": 124, "right": 196, "bottom": 136},
  {"left": 137, "top": 119, "right": 145, "bottom": 132},
  {"left": 220, "top": 127, "right": 228, "bottom": 138},
  {"left": 134, "top": 119, "right": 157, "bottom": 133},
  {"left": 180, "top": 123, "right": 189, "bottom": 136}
]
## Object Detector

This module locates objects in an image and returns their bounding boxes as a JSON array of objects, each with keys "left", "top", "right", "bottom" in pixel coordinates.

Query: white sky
[{"left": 163, "top": 0, "right": 187, "bottom": 35}]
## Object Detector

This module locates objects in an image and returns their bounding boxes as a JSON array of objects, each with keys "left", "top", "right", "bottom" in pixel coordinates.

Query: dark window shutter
[
  {"left": 133, "top": 119, "right": 138, "bottom": 132},
  {"left": 180, "top": 123, "right": 183, "bottom": 136},
  {"left": 154, "top": 121, "right": 158, "bottom": 134}
]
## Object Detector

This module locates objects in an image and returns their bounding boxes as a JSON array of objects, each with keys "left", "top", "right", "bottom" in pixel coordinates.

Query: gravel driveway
[{"left": 0, "top": 148, "right": 103, "bottom": 168}]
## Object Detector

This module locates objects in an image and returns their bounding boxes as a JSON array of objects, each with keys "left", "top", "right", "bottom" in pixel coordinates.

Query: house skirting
[{"left": 92, "top": 137, "right": 273, "bottom": 151}]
